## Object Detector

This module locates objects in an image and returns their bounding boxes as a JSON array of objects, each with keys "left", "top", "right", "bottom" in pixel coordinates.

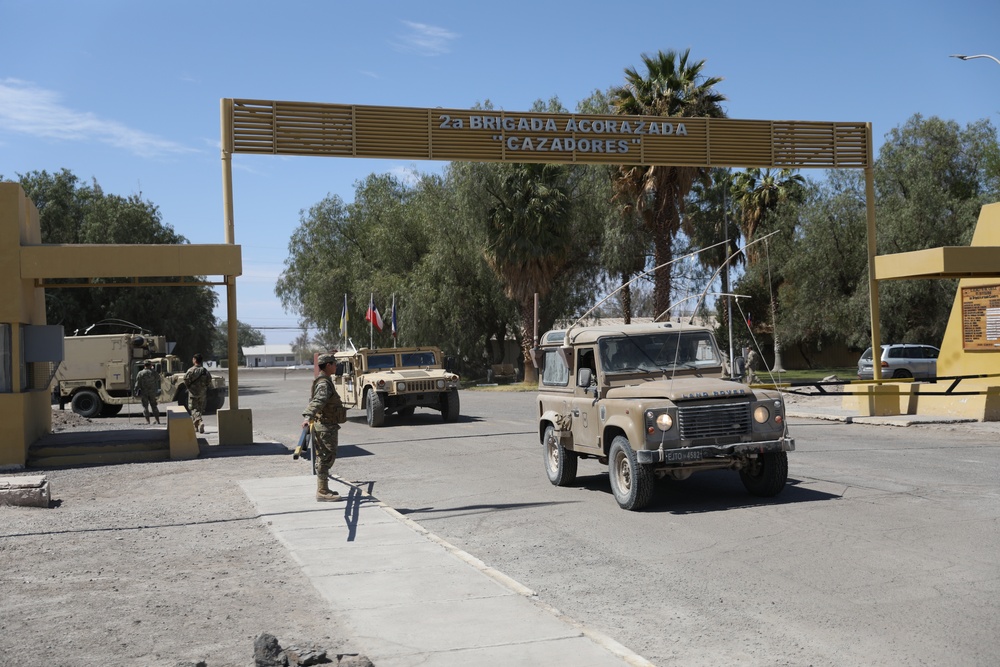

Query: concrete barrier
[
  {"left": 166, "top": 405, "right": 199, "bottom": 460},
  {"left": 0, "top": 475, "right": 50, "bottom": 507}
]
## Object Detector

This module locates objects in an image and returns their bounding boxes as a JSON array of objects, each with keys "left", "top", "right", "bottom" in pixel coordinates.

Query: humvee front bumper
[{"left": 636, "top": 436, "right": 795, "bottom": 465}]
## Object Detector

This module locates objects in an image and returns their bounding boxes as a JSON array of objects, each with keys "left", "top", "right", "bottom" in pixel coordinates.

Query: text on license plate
[{"left": 664, "top": 449, "right": 703, "bottom": 462}]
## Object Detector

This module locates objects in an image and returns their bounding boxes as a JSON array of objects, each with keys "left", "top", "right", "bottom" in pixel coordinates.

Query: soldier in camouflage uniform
[
  {"left": 301, "top": 353, "right": 347, "bottom": 502},
  {"left": 184, "top": 353, "right": 212, "bottom": 434},
  {"left": 135, "top": 360, "right": 162, "bottom": 424}
]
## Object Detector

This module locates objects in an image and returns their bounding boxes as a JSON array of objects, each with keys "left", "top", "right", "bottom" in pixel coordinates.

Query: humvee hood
[{"left": 606, "top": 378, "right": 752, "bottom": 401}]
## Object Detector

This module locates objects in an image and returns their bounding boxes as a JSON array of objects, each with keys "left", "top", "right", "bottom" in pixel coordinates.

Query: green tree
[
  {"left": 730, "top": 168, "right": 805, "bottom": 371},
  {"left": 611, "top": 49, "right": 727, "bottom": 318},
  {"left": 15, "top": 169, "right": 218, "bottom": 359}
]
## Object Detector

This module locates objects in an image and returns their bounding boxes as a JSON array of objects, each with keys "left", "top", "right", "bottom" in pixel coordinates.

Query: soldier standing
[
  {"left": 302, "top": 353, "right": 346, "bottom": 502},
  {"left": 135, "top": 360, "right": 162, "bottom": 424},
  {"left": 184, "top": 353, "right": 212, "bottom": 434}
]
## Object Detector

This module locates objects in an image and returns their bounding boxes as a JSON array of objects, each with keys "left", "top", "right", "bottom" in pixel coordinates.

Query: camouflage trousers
[
  {"left": 311, "top": 422, "right": 339, "bottom": 481},
  {"left": 188, "top": 392, "right": 207, "bottom": 428},
  {"left": 141, "top": 395, "right": 160, "bottom": 421}
]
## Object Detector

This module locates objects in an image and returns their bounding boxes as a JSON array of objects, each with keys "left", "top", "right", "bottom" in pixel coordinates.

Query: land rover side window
[
  {"left": 401, "top": 351, "right": 436, "bottom": 367},
  {"left": 541, "top": 349, "right": 569, "bottom": 386},
  {"left": 577, "top": 348, "right": 597, "bottom": 387},
  {"left": 367, "top": 354, "right": 395, "bottom": 370}
]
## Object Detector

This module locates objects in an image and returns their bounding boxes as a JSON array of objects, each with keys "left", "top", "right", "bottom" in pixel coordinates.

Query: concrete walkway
[{"left": 240, "top": 475, "right": 653, "bottom": 667}]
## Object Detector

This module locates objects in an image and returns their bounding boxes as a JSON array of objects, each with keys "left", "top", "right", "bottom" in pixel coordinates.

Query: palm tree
[
  {"left": 730, "top": 168, "right": 806, "bottom": 372},
  {"left": 683, "top": 168, "right": 741, "bottom": 356},
  {"left": 611, "top": 49, "right": 727, "bottom": 318},
  {"left": 731, "top": 168, "right": 805, "bottom": 264},
  {"left": 482, "top": 162, "right": 574, "bottom": 384}
]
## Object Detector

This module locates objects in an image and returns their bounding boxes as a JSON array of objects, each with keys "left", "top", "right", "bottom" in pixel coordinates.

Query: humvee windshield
[
  {"left": 401, "top": 351, "right": 437, "bottom": 367},
  {"left": 599, "top": 331, "right": 722, "bottom": 374},
  {"left": 365, "top": 350, "right": 438, "bottom": 370}
]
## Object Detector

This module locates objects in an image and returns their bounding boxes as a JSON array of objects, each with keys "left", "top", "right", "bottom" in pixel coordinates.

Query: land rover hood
[{"left": 606, "top": 378, "right": 753, "bottom": 402}]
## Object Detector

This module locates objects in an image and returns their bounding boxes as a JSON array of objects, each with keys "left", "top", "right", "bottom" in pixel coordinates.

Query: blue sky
[{"left": 2, "top": 0, "right": 998, "bottom": 345}]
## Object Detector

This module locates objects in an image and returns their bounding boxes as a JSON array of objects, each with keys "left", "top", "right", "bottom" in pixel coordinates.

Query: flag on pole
[
  {"left": 391, "top": 295, "right": 398, "bottom": 339},
  {"left": 339, "top": 294, "right": 349, "bottom": 341},
  {"left": 366, "top": 294, "right": 384, "bottom": 332}
]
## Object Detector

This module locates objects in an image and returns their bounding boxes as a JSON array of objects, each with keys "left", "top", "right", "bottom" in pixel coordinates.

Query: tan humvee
[
  {"left": 333, "top": 346, "right": 460, "bottom": 427},
  {"left": 536, "top": 322, "right": 794, "bottom": 511}
]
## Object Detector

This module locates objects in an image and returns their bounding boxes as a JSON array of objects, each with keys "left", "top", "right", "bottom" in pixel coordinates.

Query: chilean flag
[{"left": 366, "top": 294, "right": 384, "bottom": 332}]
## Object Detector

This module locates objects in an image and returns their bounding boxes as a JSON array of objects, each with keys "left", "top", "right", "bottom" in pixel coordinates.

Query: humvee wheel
[
  {"left": 441, "top": 390, "right": 460, "bottom": 423},
  {"left": 543, "top": 425, "right": 577, "bottom": 486},
  {"left": 739, "top": 451, "right": 788, "bottom": 497},
  {"left": 366, "top": 390, "right": 386, "bottom": 428},
  {"left": 608, "top": 436, "right": 654, "bottom": 511},
  {"left": 71, "top": 389, "right": 102, "bottom": 419},
  {"left": 100, "top": 404, "right": 123, "bottom": 417}
]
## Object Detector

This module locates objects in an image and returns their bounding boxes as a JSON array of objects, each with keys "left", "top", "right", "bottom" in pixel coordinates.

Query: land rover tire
[
  {"left": 543, "top": 424, "right": 577, "bottom": 486},
  {"left": 71, "top": 389, "right": 102, "bottom": 419},
  {"left": 608, "top": 435, "right": 655, "bottom": 511},
  {"left": 366, "top": 389, "right": 386, "bottom": 428},
  {"left": 441, "top": 390, "right": 460, "bottom": 423},
  {"left": 739, "top": 451, "right": 789, "bottom": 497}
]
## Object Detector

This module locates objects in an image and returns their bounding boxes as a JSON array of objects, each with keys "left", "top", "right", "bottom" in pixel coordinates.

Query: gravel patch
[{"left": 1, "top": 409, "right": 366, "bottom": 667}]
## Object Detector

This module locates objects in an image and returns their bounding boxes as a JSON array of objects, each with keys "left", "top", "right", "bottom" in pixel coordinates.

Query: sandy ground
[{"left": 0, "top": 409, "right": 365, "bottom": 667}]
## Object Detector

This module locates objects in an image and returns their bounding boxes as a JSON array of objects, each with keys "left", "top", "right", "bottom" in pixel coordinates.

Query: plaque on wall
[{"left": 961, "top": 284, "right": 1000, "bottom": 350}]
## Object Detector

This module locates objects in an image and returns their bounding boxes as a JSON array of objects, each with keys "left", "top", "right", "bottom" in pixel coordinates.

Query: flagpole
[
  {"left": 369, "top": 292, "right": 374, "bottom": 350},
  {"left": 392, "top": 294, "right": 397, "bottom": 349}
]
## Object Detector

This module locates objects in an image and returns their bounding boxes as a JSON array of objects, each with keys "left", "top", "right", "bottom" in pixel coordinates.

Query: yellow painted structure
[
  {"left": 843, "top": 202, "right": 1000, "bottom": 420},
  {"left": 0, "top": 182, "right": 243, "bottom": 469}
]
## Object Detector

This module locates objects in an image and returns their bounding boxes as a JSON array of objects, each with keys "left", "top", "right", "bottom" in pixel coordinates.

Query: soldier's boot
[
  {"left": 316, "top": 476, "right": 342, "bottom": 502},
  {"left": 144, "top": 415, "right": 150, "bottom": 424},
  {"left": 154, "top": 415, "right": 161, "bottom": 425}
]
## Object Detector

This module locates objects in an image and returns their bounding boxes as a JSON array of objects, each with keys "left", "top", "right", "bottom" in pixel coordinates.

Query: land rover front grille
[
  {"left": 677, "top": 403, "right": 751, "bottom": 440},
  {"left": 405, "top": 380, "right": 435, "bottom": 392}
]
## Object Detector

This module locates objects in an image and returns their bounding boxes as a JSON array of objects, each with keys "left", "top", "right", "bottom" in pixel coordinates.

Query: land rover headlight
[
  {"left": 436, "top": 379, "right": 445, "bottom": 389},
  {"left": 655, "top": 413, "right": 673, "bottom": 431},
  {"left": 646, "top": 410, "right": 673, "bottom": 432},
  {"left": 396, "top": 381, "right": 406, "bottom": 392},
  {"left": 753, "top": 405, "right": 771, "bottom": 423}
]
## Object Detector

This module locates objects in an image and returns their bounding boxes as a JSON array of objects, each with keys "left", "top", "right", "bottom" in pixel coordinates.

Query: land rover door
[{"left": 569, "top": 346, "right": 602, "bottom": 453}]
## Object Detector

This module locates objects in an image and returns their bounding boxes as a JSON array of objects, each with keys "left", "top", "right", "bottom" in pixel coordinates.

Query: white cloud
[
  {"left": 395, "top": 21, "right": 457, "bottom": 56},
  {"left": 0, "top": 78, "right": 197, "bottom": 158}
]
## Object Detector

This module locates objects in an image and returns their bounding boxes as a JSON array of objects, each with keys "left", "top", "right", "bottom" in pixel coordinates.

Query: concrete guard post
[
  {"left": 217, "top": 408, "right": 253, "bottom": 446},
  {"left": 0, "top": 475, "right": 51, "bottom": 507},
  {"left": 166, "top": 406, "right": 199, "bottom": 459},
  {"left": 843, "top": 384, "right": 901, "bottom": 417}
]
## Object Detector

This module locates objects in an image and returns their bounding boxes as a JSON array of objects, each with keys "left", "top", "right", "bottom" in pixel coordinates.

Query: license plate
[{"left": 664, "top": 449, "right": 703, "bottom": 463}]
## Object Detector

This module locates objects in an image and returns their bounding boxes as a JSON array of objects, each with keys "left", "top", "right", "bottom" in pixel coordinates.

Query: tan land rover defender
[
  {"left": 333, "top": 346, "right": 460, "bottom": 427},
  {"left": 536, "top": 322, "right": 794, "bottom": 511}
]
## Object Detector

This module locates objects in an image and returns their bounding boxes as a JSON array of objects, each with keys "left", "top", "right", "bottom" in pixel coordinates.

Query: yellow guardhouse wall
[
  {"left": 0, "top": 183, "right": 52, "bottom": 469},
  {"left": 925, "top": 202, "right": 1000, "bottom": 419}
]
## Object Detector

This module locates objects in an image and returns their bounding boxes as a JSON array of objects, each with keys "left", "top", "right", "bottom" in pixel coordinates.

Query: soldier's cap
[
  {"left": 143, "top": 360, "right": 152, "bottom": 366},
  {"left": 318, "top": 353, "right": 335, "bottom": 366}
]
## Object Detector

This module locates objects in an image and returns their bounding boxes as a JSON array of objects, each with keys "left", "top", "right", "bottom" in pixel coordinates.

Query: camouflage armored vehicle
[
  {"left": 54, "top": 333, "right": 227, "bottom": 418},
  {"left": 535, "top": 322, "right": 794, "bottom": 511},
  {"left": 333, "top": 346, "right": 460, "bottom": 427}
]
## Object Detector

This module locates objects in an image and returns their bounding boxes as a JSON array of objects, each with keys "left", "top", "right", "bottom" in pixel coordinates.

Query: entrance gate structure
[{"left": 219, "top": 99, "right": 1000, "bottom": 421}]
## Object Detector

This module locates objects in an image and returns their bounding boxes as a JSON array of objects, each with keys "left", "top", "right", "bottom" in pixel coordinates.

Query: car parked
[{"left": 857, "top": 344, "right": 939, "bottom": 380}]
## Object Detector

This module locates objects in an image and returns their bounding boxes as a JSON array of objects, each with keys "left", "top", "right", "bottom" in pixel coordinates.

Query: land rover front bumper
[{"left": 636, "top": 436, "right": 795, "bottom": 465}]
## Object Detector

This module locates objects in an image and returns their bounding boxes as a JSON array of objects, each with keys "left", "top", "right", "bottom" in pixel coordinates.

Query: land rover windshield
[{"left": 599, "top": 330, "right": 722, "bottom": 374}]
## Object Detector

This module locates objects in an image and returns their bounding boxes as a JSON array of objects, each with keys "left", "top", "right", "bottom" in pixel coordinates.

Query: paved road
[{"left": 236, "top": 368, "right": 1000, "bottom": 666}]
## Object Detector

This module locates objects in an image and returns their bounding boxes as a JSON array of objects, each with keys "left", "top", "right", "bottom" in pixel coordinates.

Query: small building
[{"left": 242, "top": 344, "right": 299, "bottom": 368}]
